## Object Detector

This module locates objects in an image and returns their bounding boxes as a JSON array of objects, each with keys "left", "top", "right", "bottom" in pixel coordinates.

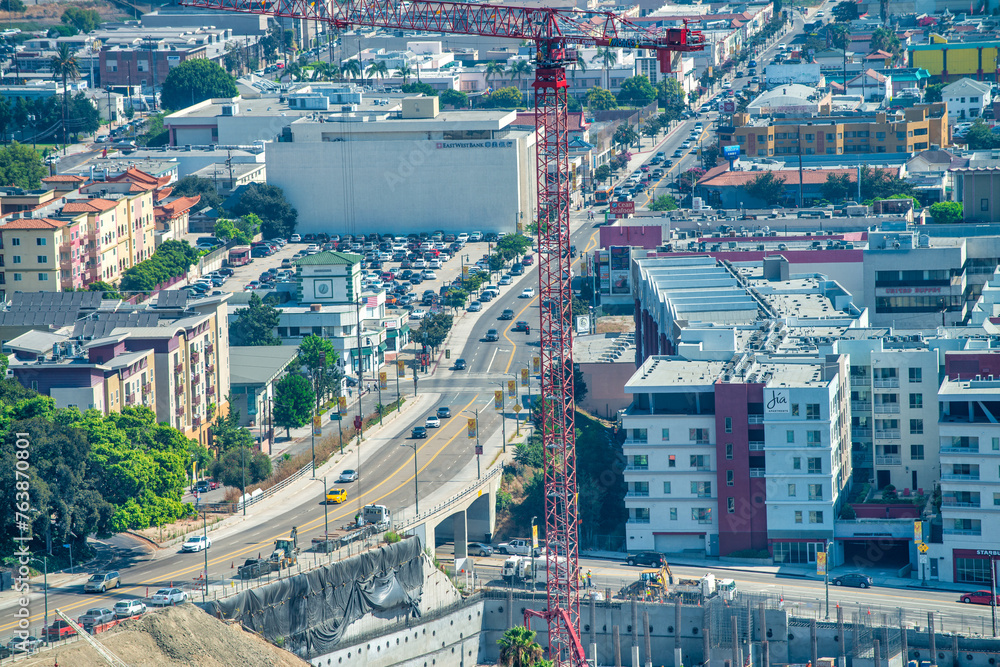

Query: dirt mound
[{"left": 18, "top": 604, "right": 307, "bottom": 667}]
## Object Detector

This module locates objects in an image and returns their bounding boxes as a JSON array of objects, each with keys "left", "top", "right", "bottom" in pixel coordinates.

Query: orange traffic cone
[{"left": 231, "top": 561, "right": 234, "bottom": 569}]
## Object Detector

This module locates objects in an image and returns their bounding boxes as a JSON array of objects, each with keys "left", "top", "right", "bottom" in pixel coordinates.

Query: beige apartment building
[
  {"left": 719, "top": 103, "right": 950, "bottom": 157},
  {"left": 0, "top": 217, "right": 81, "bottom": 295}
]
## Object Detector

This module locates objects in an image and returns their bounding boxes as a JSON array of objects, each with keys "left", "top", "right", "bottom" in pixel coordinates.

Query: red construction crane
[{"left": 181, "top": 1, "right": 704, "bottom": 663}]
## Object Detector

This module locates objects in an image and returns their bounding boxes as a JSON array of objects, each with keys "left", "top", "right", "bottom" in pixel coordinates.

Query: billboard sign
[
  {"left": 609, "top": 200, "right": 635, "bottom": 217},
  {"left": 610, "top": 246, "right": 631, "bottom": 295},
  {"left": 722, "top": 144, "right": 741, "bottom": 159}
]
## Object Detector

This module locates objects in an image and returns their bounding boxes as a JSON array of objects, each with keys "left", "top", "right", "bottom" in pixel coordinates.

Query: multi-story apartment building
[
  {"left": 717, "top": 103, "right": 949, "bottom": 158},
  {"left": 0, "top": 217, "right": 81, "bottom": 295},
  {"left": 4, "top": 291, "right": 231, "bottom": 446}
]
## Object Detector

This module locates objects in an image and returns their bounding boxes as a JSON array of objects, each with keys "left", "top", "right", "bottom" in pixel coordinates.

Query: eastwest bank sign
[{"left": 764, "top": 388, "right": 790, "bottom": 414}]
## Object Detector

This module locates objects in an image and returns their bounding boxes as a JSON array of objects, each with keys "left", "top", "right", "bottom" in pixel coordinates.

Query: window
[
  {"left": 793, "top": 457, "right": 801, "bottom": 470},
  {"left": 35, "top": 238, "right": 45, "bottom": 246},
  {"left": 663, "top": 481, "right": 671, "bottom": 494},
  {"left": 909, "top": 393, "right": 923, "bottom": 409},
  {"left": 792, "top": 404, "right": 800, "bottom": 416},
  {"left": 909, "top": 367, "right": 922, "bottom": 382},
  {"left": 794, "top": 511, "right": 803, "bottom": 523},
  {"left": 10, "top": 238, "right": 19, "bottom": 246},
  {"left": 38, "top": 273, "right": 47, "bottom": 281},
  {"left": 826, "top": 133, "right": 834, "bottom": 141},
  {"left": 876, "top": 131, "right": 886, "bottom": 140},
  {"left": 808, "top": 457, "right": 822, "bottom": 473},
  {"left": 690, "top": 455, "right": 708, "bottom": 469},
  {"left": 692, "top": 481, "right": 711, "bottom": 497},
  {"left": 788, "top": 484, "right": 796, "bottom": 497},
  {"left": 910, "top": 444, "right": 924, "bottom": 460},
  {"left": 37, "top": 255, "right": 46, "bottom": 263},
  {"left": 805, "top": 133, "right": 814, "bottom": 141},
  {"left": 632, "top": 428, "right": 648, "bottom": 442},
  {"left": 669, "top": 508, "right": 678, "bottom": 521},
  {"left": 661, "top": 428, "right": 670, "bottom": 441},
  {"left": 13, "top": 273, "right": 21, "bottom": 281},
  {"left": 727, "top": 497, "right": 735, "bottom": 513},
  {"left": 12, "top": 255, "right": 20, "bottom": 264},
  {"left": 691, "top": 508, "right": 712, "bottom": 524},
  {"left": 633, "top": 507, "right": 650, "bottom": 522},
  {"left": 726, "top": 443, "right": 733, "bottom": 459},
  {"left": 994, "top": 438, "right": 999, "bottom": 451},
  {"left": 725, "top": 417, "right": 732, "bottom": 433},
  {"left": 983, "top": 198, "right": 990, "bottom": 212},
  {"left": 807, "top": 430, "right": 822, "bottom": 445},
  {"left": 995, "top": 493, "right": 1000, "bottom": 507},
  {"left": 668, "top": 455, "right": 676, "bottom": 468},
  {"left": 910, "top": 419, "right": 924, "bottom": 435},
  {"left": 806, "top": 404, "right": 820, "bottom": 420},
  {"left": 690, "top": 428, "right": 709, "bottom": 444},
  {"left": 809, "top": 511, "right": 824, "bottom": 524},
  {"left": 726, "top": 470, "right": 734, "bottom": 486},
  {"left": 808, "top": 484, "right": 823, "bottom": 501},
  {"left": 632, "top": 455, "right": 648, "bottom": 469}
]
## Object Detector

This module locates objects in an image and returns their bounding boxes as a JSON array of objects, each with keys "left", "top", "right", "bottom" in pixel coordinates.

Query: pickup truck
[{"left": 496, "top": 538, "right": 542, "bottom": 557}]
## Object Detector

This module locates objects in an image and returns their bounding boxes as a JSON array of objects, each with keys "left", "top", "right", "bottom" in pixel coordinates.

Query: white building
[
  {"left": 942, "top": 78, "right": 993, "bottom": 122},
  {"left": 266, "top": 96, "right": 536, "bottom": 235}
]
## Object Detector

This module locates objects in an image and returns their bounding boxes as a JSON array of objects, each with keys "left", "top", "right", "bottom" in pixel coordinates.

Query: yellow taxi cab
[{"left": 326, "top": 488, "right": 347, "bottom": 504}]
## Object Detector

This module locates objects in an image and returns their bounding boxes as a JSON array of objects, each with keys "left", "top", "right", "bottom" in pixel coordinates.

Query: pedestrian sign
[
  {"left": 917, "top": 542, "right": 929, "bottom": 554},
  {"left": 513, "top": 403, "right": 522, "bottom": 414}
]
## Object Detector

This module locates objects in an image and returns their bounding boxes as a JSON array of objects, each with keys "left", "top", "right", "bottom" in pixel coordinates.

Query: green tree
[
  {"left": 366, "top": 60, "right": 389, "bottom": 82},
  {"left": 594, "top": 164, "right": 611, "bottom": 183},
  {"left": 6, "top": 0, "right": 25, "bottom": 11},
  {"left": 745, "top": 172, "right": 788, "bottom": 206},
  {"left": 214, "top": 214, "right": 261, "bottom": 245},
  {"left": 61, "top": 6, "right": 100, "bottom": 32},
  {"left": 656, "top": 77, "right": 686, "bottom": 120},
  {"left": 444, "top": 288, "right": 469, "bottom": 310},
  {"left": 395, "top": 63, "right": 413, "bottom": 83},
  {"left": 613, "top": 123, "right": 637, "bottom": 151},
  {"left": 70, "top": 93, "right": 100, "bottom": 136},
  {"left": 617, "top": 75, "right": 656, "bottom": 107},
  {"left": 507, "top": 59, "right": 533, "bottom": 103},
  {"left": 400, "top": 81, "right": 437, "bottom": 96},
  {"left": 170, "top": 175, "right": 223, "bottom": 211},
  {"left": 440, "top": 89, "right": 468, "bottom": 108},
  {"left": 411, "top": 312, "right": 453, "bottom": 353},
  {"left": 298, "top": 334, "right": 341, "bottom": 410},
  {"left": 209, "top": 403, "right": 255, "bottom": 453},
  {"left": 832, "top": 1, "right": 859, "bottom": 21},
  {"left": 160, "top": 59, "right": 238, "bottom": 111},
  {"left": 649, "top": 195, "right": 678, "bottom": 211},
  {"left": 586, "top": 87, "right": 617, "bottom": 111},
  {"left": 495, "top": 233, "right": 532, "bottom": 261},
  {"left": 924, "top": 82, "right": 945, "bottom": 104},
  {"left": 963, "top": 118, "right": 1000, "bottom": 150},
  {"left": 273, "top": 373, "right": 314, "bottom": 437},
  {"left": 485, "top": 61, "right": 506, "bottom": 90},
  {"left": 497, "top": 626, "right": 545, "bottom": 667},
  {"left": 858, "top": 164, "right": 914, "bottom": 200},
  {"left": 483, "top": 86, "right": 523, "bottom": 108},
  {"left": 0, "top": 95, "right": 12, "bottom": 143},
  {"left": 119, "top": 240, "right": 199, "bottom": 292},
  {"left": 50, "top": 43, "right": 79, "bottom": 148},
  {"left": 870, "top": 27, "right": 901, "bottom": 64},
  {"left": 229, "top": 182, "right": 298, "bottom": 238},
  {"left": 211, "top": 446, "right": 271, "bottom": 488},
  {"left": 135, "top": 112, "right": 168, "bottom": 147},
  {"left": 230, "top": 292, "right": 282, "bottom": 346},
  {"left": 821, "top": 173, "right": 853, "bottom": 203},
  {"left": 929, "top": 201, "right": 963, "bottom": 223},
  {"left": 87, "top": 281, "right": 122, "bottom": 299},
  {"left": 0, "top": 142, "right": 46, "bottom": 188},
  {"left": 341, "top": 59, "right": 362, "bottom": 82}
]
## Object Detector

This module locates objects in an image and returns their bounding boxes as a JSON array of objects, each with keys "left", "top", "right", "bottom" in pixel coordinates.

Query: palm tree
[
  {"left": 366, "top": 61, "right": 388, "bottom": 85},
  {"left": 341, "top": 59, "right": 362, "bottom": 83},
  {"left": 497, "top": 626, "right": 544, "bottom": 667},
  {"left": 485, "top": 61, "right": 506, "bottom": 91},
  {"left": 50, "top": 43, "right": 79, "bottom": 151},
  {"left": 395, "top": 63, "right": 412, "bottom": 84},
  {"left": 569, "top": 55, "right": 588, "bottom": 106},
  {"left": 591, "top": 46, "right": 618, "bottom": 89},
  {"left": 507, "top": 59, "right": 533, "bottom": 105}
]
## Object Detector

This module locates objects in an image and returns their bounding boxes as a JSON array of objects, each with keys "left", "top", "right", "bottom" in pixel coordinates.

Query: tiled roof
[
  {"left": 154, "top": 195, "right": 202, "bottom": 218},
  {"left": 155, "top": 187, "right": 173, "bottom": 201},
  {"left": 107, "top": 167, "right": 171, "bottom": 190},
  {"left": 0, "top": 217, "right": 71, "bottom": 230},
  {"left": 62, "top": 198, "right": 118, "bottom": 213},
  {"left": 295, "top": 250, "right": 363, "bottom": 266},
  {"left": 42, "top": 174, "right": 87, "bottom": 184}
]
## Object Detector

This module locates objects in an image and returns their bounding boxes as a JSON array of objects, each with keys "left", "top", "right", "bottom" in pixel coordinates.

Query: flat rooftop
[
  {"left": 758, "top": 361, "right": 829, "bottom": 388},
  {"left": 574, "top": 332, "right": 636, "bottom": 364},
  {"left": 625, "top": 356, "right": 727, "bottom": 392}
]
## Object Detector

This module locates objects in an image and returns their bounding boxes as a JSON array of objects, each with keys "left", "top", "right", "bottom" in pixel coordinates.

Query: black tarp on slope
[{"left": 199, "top": 537, "right": 424, "bottom": 658}]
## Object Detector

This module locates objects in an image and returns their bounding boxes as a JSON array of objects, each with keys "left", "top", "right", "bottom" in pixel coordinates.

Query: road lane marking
[
  {"left": 502, "top": 296, "right": 538, "bottom": 374},
  {"left": 487, "top": 347, "right": 499, "bottom": 373}
]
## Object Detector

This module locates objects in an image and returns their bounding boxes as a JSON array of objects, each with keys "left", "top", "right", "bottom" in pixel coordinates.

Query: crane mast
[{"left": 182, "top": 0, "right": 704, "bottom": 663}]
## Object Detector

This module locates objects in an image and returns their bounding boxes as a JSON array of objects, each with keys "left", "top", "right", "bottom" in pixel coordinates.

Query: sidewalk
[{"left": 579, "top": 549, "right": 970, "bottom": 595}]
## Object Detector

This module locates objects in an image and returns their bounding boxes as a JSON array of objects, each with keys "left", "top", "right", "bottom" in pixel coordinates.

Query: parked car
[
  {"left": 411, "top": 426, "right": 428, "bottom": 439},
  {"left": 44, "top": 620, "right": 77, "bottom": 640},
  {"left": 832, "top": 574, "right": 873, "bottom": 589},
  {"left": 338, "top": 469, "right": 359, "bottom": 483},
  {"left": 149, "top": 588, "right": 188, "bottom": 606},
  {"left": 6, "top": 636, "right": 40, "bottom": 653},
  {"left": 626, "top": 551, "right": 666, "bottom": 567},
  {"left": 425, "top": 416, "right": 441, "bottom": 428},
  {"left": 113, "top": 600, "right": 146, "bottom": 619},
  {"left": 499, "top": 276, "right": 513, "bottom": 286},
  {"left": 84, "top": 571, "right": 120, "bottom": 593},
  {"left": 960, "top": 590, "right": 1000, "bottom": 605},
  {"left": 409, "top": 309, "right": 427, "bottom": 320},
  {"left": 468, "top": 542, "right": 494, "bottom": 557},
  {"left": 325, "top": 488, "right": 347, "bottom": 503},
  {"left": 468, "top": 301, "right": 482, "bottom": 312},
  {"left": 181, "top": 535, "right": 211, "bottom": 553}
]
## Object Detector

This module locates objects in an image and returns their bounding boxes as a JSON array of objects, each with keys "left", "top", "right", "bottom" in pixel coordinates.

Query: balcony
[
  {"left": 191, "top": 351, "right": 200, "bottom": 363},
  {"left": 873, "top": 378, "right": 900, "bottom": 388},
  {"left": 875, "top": 455, "right": 902, "bottom": 466},
  {"left": 850, "top": 374, "right": 871, "bottom": 385},
  {"left": 175, "top": 405, "right": 185, "bottom": 416},
  {"left": 942, "top": 473, "right": 980, "bottom": 481},
  {"left": 174, "top": 385, "right": 184, "bottom": 395},
  {"left": 851, "top": 401, "right": 872, "bottom": 412},
  {"left": 625, "top": 490, "right": 650, "bottom": 497},
  {"left": 874, "top": 404, "right": 900, "bottom": 414},
  {"left": 944, "top": 528, "right": 982, "bottom": 536},
  {"left": 749, "top": 468, "right": 766, "bottom": 477},
  {"left": 874, "top": 429, "right": 900, "bottom": 440},
  {"left": 143, "top": 383, "right": 152, "bottom": 394},
  {"left": 206, "top": 364, "right": 215, "bottom": 373},
  {"left": 124, "top": 394, "right": 135, "bottom": 405},
  {"left": 174, "top": 363, "right": 184, "bottom": 374},
  {"left": 942, "top": 500, "right": 981, "bottom": 508},
  {"left": 192, "top": 395, "right": 202, "bottom": 405},
  {"left": 623, "top": 439, "right": 649, "bottom": 447},
  {"left": 749, "top": 442, "right": 765, "bottom": 451},
  {"left": 852, "top": 427, "right": 873, "bottom": 437},
  {"left": 205, "top": 343, "right": 214, "bottom": 355},
  {"left": 941, "top": 445, "right": 979, "bottom": 454},
  {"left": 624, "top": 464, "right": 649, "bottom": 472},
  {"left": 207, "top": 384, "right": 216, "bottom": 396},
  {"left": 193, "top": 374, "right": 201, "bottom": 384},
  {"left": 695, "top": 518, "right": 713, "bottom": 525},
  {"left": 747, "top": 415, "right": 764, "bottom": 424},
  {"left": 626, "top": 517, "right": 651, "bottom": 524},
  {"left": 192, "top": 417, "right": 202, "bottom": 427},
  {"left": 693, "top": 465, "right": 713, "bottom": 472}
]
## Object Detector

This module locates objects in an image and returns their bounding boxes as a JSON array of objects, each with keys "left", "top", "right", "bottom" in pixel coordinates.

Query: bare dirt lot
[{"left": 18, "top": 604, "right": 307, "bottom": 666}]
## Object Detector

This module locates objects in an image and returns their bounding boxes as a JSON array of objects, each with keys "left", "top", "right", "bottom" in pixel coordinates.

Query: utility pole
[
  {"left": 824, "top": 539, "right": 830, "bottom": 620},
  {"left": 201, "top": 509, "right": 209, "bottom": 602}
]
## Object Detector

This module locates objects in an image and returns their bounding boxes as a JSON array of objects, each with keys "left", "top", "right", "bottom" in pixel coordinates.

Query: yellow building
[
  {"left": 718, "top": 103, "right": 949, "bottom": 157},
  {"left": 909, "top": 40, "right": 1000, "bottom": 82},
  {"left": 0, "top": 217, "right": 83, "bottom": 295}
]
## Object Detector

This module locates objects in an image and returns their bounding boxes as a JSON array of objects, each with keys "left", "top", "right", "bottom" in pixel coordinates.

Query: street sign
[
  {"left": 513, "top": 403, "right": 522, "bottom": 414},
  {"left": 475, "top": 445, "right": 483, "bottom": 455},
  {"left": 918, "top": 541, "right": 929, "bottom": 554},
  {"left": 330, "top": 413, "right": 341, "bottom": 421}
]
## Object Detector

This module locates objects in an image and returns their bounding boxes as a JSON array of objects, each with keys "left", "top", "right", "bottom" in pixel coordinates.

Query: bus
[{"left": 594, "top": 187, "right": 614, "bottom": 205}]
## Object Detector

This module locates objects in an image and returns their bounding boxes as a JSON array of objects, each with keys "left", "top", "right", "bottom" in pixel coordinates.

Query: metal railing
[
  {"left": 942, "top": 500, "right": 981, "bottom": 508},
  {"left": 624, "top": 490, "right": 650, "bottom": 497},
  {"left": 943, "top": 528, "right": 982, "bottom": 536},
  {"left": 236, "top": 461, "right": 314, "bottom": 512},
  {"left": 941, "top": 445, "right": 979, "bottom": 454},
  {"left": 873, "top": 378, "right": 899, "bottom": 388},
  {"left": 747, "top": 415, "right": 764, "bottom": 424},
  {"left": 874, "top": 404, "right": 900, "bottom": 414},
  {"left": 626, "top": 517, "right": 651, "bottom": 524},
  {"left": 875, "top": 455, "right": 902, "bottom": 466},
  {"left": 750, "top": 468, "right": 766, "bottom": 477},
  {"left": 852, "top": 428, "right": 872, "bottom": 437},
  {"left": 874, "top": 430, "right": 900, "bottom": 440},
  {"left": 397, "top": 464, "right": 502, "bottom": 533},
  {"left": 749, "top": 443, "right": 765, "bottom": 451},
  {"left": 851, "top": 401, "right": 872, "bottom": 412},
  {"left": 942, "top": 473, "right": 980, "bottom": 481}
]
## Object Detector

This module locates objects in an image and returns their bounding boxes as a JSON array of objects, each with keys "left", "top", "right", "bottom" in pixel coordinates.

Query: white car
[
  {"left": 113, "top": 600, "right": 146, "bottom": 619},
  {"left": 425, "top": 416, "right": 441, "bottom": 428},
  {"left": 520, "top": 287, "right": 535, "bottom": 298},
  {"left": 457, "top": 232, "right": 469, "bottom": 241},
  {"left": 499, "top": 275, "right": 513, "bottom": 285},
  {"left": 469, "top": 231, "right": 483, "bottom": 241},
  {"left": 290, "top": 234, "right": 302, "bottom": 242},
  {"left": 422, "top": 271, "right": 437, "bottom": 280},
  {"left": 409, "top": 309, "right": 427, "bottom": 320},
  {"left": 338, "top": 469, "right": 359, "bottom": 482},
  {"left": 149, "top": 588, "right": 188, "bottom": 606},
  {"left": 181, "top": 535, "right": 211, "bottom": 553}
]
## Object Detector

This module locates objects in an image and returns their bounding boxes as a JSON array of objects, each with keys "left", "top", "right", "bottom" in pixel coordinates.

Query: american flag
[{"left": 366, "top": 296, "right": 378, "bottom": 308}]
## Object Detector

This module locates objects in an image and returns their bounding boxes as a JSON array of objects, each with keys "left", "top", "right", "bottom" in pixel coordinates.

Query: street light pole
[
  {"left": 202, "top": 509, "right": 209, "bottom": 602},
  {"left": 824, "top": 539, "right": 830, "bottom": 620},
  {"left": 322, "top": 476, "right": 329, "bottom": 540},
  {"left": 476, "top": 407, "right": 481, "bottom": 479},
  {"left": 30, "top": 557, "right": 48, "bottom": 644},
  {"left": 498, "top": 382, "right": 506, "bottom": 453}
]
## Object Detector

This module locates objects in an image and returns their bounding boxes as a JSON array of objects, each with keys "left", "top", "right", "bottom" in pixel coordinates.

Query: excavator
[
  {"left": 616, "top": 563, "right": 674, "bottom": 601},
  {"left": 270, "top": 526, "right": 299, "bottom": 569}
]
